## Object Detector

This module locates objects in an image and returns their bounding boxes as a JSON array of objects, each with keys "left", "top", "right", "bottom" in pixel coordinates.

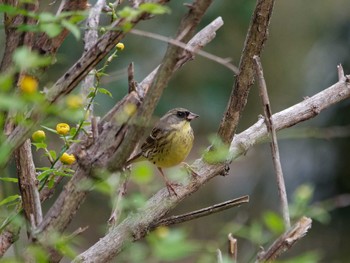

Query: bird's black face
[
  {"left": 176, "top": 110, "right": 188, "bottom": 119},
  {"left": 175, "top": 109, "right": 199, "bottom": 121}
]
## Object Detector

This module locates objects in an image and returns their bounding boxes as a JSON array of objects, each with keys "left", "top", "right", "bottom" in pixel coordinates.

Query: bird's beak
[{"left": 187, "top": 112, "right": 199, "bottom": 121}]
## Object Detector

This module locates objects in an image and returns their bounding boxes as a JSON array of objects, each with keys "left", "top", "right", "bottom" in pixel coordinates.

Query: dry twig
[
  {"left": 152, "top": 195, "right": 249, "bottom": 228},
  {"left": 256, "top": 217, "right": 312, "bottom": 262},
  {"left": 253, "top": 55, "right": 290, "bottom": 229},
  {"left": 228, "top": 233, "right": 238, "bottom": 262}
]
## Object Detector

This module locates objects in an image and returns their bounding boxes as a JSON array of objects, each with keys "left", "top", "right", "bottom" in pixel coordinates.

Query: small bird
[{"left": 126, "top": 108, "right": 199, "bottom": 196}]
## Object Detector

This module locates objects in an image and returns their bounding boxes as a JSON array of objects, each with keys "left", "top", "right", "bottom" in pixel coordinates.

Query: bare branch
[
  {"left": 80, "top": 0, "right": 106, "bottom": 107},
  {"left": 256, "top": 217, "right": 312, "bottom": 262},
  {"left": 228, "top": 233, "right": 237, "bottom": 263},
  {"left": 152, "top": 195, "right": 249, "bottom": 228},
  {"left": 108, "top": 172, "right": 130, "bottom": 228},
  {"left": 128, "top": 62, "right": 137, "bottom": 93},
  {"left": 15, "top": 139, "right": 43, "bottom": 235},
  {"left": 136, "top": 16, "right": 224, "bottom": 98},
  {"left": 217, "top": 249, "right": 223, "bottom": 263},
  {"left": 253, "top": 55, "right": 290, "bottom": 229},
  {"left": 130, "top": 25, "right": 238, "bottom": 74},
  {"left": 218, "top": 0, "right": 276, "bottom": 144}
]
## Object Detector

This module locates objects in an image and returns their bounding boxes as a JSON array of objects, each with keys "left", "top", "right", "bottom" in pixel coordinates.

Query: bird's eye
[{"left": 176, "top": 111, "right": 185, "bottom": 118}]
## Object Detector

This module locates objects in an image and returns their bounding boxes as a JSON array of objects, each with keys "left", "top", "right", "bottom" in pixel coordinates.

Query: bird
[{"left": 126, "top": 108, "right": 199, "bottom": 196}]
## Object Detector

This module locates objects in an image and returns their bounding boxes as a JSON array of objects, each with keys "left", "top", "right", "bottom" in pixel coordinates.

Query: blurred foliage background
[{"left": 1, "top": 0, "right": 350, "bottom": 262}]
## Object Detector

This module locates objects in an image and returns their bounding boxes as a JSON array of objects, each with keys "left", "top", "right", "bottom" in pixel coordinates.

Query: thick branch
[
  {"left": 74, "top": 74, "right": 350, "bottom": 262},
  {"left": 15, "top": 139, "right": 42, "bottom": 233},
  {"left": 218, "top": 0, "right": 275, "bottom": 144}
]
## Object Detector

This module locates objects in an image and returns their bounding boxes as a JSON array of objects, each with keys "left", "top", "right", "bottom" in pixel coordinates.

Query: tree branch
[
  {"left": 218, "top": 0, "right": 275, "bottom": 144},
  {"left": 253, "top": 55, "right": 290, "bottom": 229},
  {"left": 15, "top": 139, "right": 42, "bottom": 235},
  {"left": 256, "top": 217, "right": 312, "bottom": 262},
  {"left": 151, "top": 195, "right": 249, "bottom": 228}
]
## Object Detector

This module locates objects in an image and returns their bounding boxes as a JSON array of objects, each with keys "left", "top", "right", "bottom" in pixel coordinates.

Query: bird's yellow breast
[{"left": 149, "top": 121, "right": 194, "bottom": 168}]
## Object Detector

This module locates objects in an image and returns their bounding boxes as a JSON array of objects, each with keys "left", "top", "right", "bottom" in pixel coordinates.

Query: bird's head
[{"left": 160, "top": 108, "right": 199, "bottom": 128}]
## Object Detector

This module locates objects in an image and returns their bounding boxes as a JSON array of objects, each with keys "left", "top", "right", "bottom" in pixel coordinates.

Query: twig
[
  {"left": 128, "top": 62, "right": 137, "bottom": 93},
  {"left": 217, "top": 249, "right": 223, "bottom": 263},
  {"left": 135, "top": 16, "right": 224, "bottom": 99},
  {"left": 228, "top": 233, "right": 237, "bottom": 262},
  {"left": 253, "top": 55, "right": 290, "bottom": 229},
  {"left": 81, "top": 0, "right": 106, "bottom": 111},
  {"left": 108, "top": 172, "right": 130, "bottom": 228},
  {"left": 217, "top": 0, "right": 276, "bottom": 144},
  {"left": 256, "top": 217, "right": 312, "bottom": 262},
  {"left": 337, "top": 64, "right": 344, "bottom": 81},
  {"left": 152, "top": 195, "right": 249, "bottom": 228},
  {"left": 130, "top": 28, "right": 238, "bottom": 74}
]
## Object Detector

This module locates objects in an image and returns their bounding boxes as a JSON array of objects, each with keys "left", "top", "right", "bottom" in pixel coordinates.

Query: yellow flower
[
  {"left": 56, "top": 123, "right": 70, "bottom": 136},
  {"left": 66, "top": 95, "right": 83, "bottom": 109},
  {"left": 31, "top": 130, "right": 46, "bottom": 142},
  {"left": 60, "top": 153, "right": 76, "bottom": 165},
  {"left": 19, "top": 75, "right": 38, "bottom": 94},
  {"left": 116, "top": 42, "right": 125, "bottom": 51}
]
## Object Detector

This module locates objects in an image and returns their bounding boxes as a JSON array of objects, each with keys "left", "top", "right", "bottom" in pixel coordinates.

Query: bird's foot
[
  {"left": 165, "top": 182, "right": 183, "bottom": 197},
  {"left": 181, "top": 162, "right": 199, "bottom": 178}
]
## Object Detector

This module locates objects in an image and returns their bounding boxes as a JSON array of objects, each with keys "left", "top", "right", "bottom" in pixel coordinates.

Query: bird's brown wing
[{"left": 140, "top": 127, "right": 163, "bottom": 157}]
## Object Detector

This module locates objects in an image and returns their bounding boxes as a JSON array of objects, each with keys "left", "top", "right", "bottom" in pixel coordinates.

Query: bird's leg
[
  {"left": 181, "top": 162, "right": 199, "bottom": 178},
  {"left": 157, "top": 167, "right": 178, "bottom": 196}
]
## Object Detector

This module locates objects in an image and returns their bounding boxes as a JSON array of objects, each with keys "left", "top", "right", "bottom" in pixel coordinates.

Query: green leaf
[
  {"left": 17, "top": 24, "right": 40, "bottom": 33},
  {"left": 61, "top": 19, "right": 81, "bottom": 40},
  {"left": 203, "top": 135, "right": 230, "bottom": 164},
  {"left": 32, "top": 142, "right": 47, "bottom": 150},
  {"left": 37, "top": 169, "right": 55, "bottom": 181},
  {"left": 263, "top": 211, "right": 284, "bottom": 235},
  {"left": 0, "top": 177, "right": 18, "bottom": 183},
  {"left": 0, "top": 195, "right": 20, "bottom": 207},
  {"left": 38, "top": 12, "right": 58, "bottom": 22},
  {"left": 117, "top": 6, "right": 140, "bottom": 20},
  {"left": 98, "top": 88, "right": 113, "bottom": 98},
  {"left": 0, "top": 95, "right": 26, "bottom": 111},
  {"left": 0, "top": 73, "right": 13, "bottom": 92},
  {"left": 13, "top": 47, "right": 52, "bottom": 70},
  {"left": 148, "top": 229, "right": 198, "bottom": 261},
  {"left": 139, "top": 3, "right": 171, "bottom": 15},
  {"left": 131, "top": 162, "right": 154, "bottom": 184},
  {"left": 49, "top": 150, "right": 57, "bottom": 160},
  {"left": 40, "top": 23, "right": 63, "bottom": 38},
  {"left": 0, "top": 4, "right": 22, "bottom": 15}
]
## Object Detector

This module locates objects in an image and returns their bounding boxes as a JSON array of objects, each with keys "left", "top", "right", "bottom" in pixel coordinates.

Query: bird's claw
[{"left": 181, "top": 162, "right": 199, "bottom": 178}]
